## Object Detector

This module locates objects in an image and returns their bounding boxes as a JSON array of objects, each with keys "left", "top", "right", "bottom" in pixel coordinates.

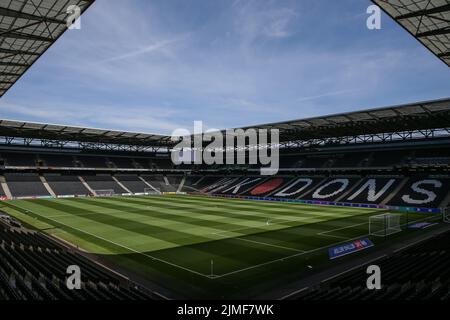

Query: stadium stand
[
  {"left": 3, "top": 173, "right": 50, "bottom": 198},
  {"left": 0, "top": 182, "right": 6, "bottom": 198},
  {"left": 109, "top": 157, "right": 135, "bottom": 169},
  {"left": 38, "top": 154, "right": 75, "bottom": 167},
  {"left": 0, "top": 0, "right": 449, "bottom": 301},
  {"left": 78, "top": 156, "right": 108, "bottom": 168},
  {"left": 387, "top": 176, "right": 450, "bottom": 208},
  {"left": 0, "top": 220, "right": 158, "bottom": 300},
  {"left": 293, "top": 230, "right": 450, "bottom": 301},
  {"left": 181, "top": 176, "right": 224, "bottom": 193},
  {"left": 2, "top": 152, "right": 37, "bottom": 166},
  {"left": 141, "top": 175, "right": 176, "bottom": 192},
  {"left": 82, "top": 175, "right": 127, "bottom": 195},
  {"left": 114, "top": 174, "right": 149, "bottom": 194},
  {"left": 44, "top": 174, "right": 90, "bottom": 197},
  {"left": 0, "top": 98, "right": 449, "bottom": 300}
]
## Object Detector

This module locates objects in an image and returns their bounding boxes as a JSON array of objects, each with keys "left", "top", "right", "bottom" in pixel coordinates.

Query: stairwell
[
  {"left": 0, "top": 175, "right": 12, "bottom": 199},
  {"left": 138, "top": 176, "right": 160, "bottom": 193},
  {"left": 177, "top": 176, "right": 186, "bottom": 193},
  {"left": 39, "top": 175, "right": 56, "bottom": 197},
  {"left": 111, "top": 176, "right": 132, "bottom": 194},
  {"left": 78, "top": 176, "right": 96, "bottom": 196}
]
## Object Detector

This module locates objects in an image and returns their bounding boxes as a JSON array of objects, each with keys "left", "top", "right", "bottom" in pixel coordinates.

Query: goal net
[
  {"left": 443, "top": 207, "right": 450, "bottom": 224},
  {"left": 144, "top": 188, "right": 161, "bottom": 195},
  {"left": 94, "top": 189, "right": 114, "bottom": 197},
  {"left": 369, "top": 213, "right": 402, "bottom": 237}
]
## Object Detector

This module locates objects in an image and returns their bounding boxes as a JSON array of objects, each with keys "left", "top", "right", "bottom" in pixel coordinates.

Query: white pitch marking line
[
  {"left": 213, "top": 233, "right": 373, "bottom": 279},
  {"left": 317, "top": 222, "right": 368, "bottom": 239},
  {"left": 231, "top": 237, "right": 305, "bottom": 253},
  {"left": 211, "top": 217, "right": 309, "bottom": 236},
  {"left": 317, "top": 233, "right": 348, "bottom": 239},
  {"left": 217, "top": 213, "right": 436, "bottom": 279},
  {"left": 10, "top": 203, "right": 211, "bottom": 279},
  {"left": 46, "top": 211, "right": 98, "bottom": 219}
]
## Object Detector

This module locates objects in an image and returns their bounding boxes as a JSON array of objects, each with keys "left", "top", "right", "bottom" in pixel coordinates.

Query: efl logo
[{"left": 171, "top": 121, "right": 279, "bottom": 175}]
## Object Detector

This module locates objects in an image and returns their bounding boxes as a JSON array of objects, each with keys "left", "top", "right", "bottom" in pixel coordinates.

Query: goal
[
  {"left": 144, "top": 188, "right": 161, "bottom": 195},
  {"left": 369, "top": 213, "right": 402, "bottom": 237},
  {"left": 443, "top": 207, "right": 450, "bottom": 224},
  {"left": 94, "top": 189, "right": 114, "bottom": 197}
]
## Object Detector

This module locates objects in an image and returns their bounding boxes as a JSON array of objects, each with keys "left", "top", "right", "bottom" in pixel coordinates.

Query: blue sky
[{"left": 1, "top": 0, "right": 449, "bottom": 135}]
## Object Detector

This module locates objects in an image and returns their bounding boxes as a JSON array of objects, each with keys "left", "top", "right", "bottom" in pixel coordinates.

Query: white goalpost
[
  {"left": 369, "top": 213, "right": 402, "bottom": 237},
  {"left": 94, "top": 189, "right": 115, "bottom": 197},
  {"left": 443, "top": 207, "right": 450, "bottom": 224},
  {"left": 144, "top": 188, "right": 161, "bottom": 195}
]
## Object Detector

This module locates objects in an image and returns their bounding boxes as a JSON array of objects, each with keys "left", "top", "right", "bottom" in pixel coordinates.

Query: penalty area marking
[
  {"left": 317, "top": 222, "right": 369, "bottom": 239},
  {"left": 213, "top": 213, "right": 439, "bottom": 279},
  {"left": 212, "top": 232, "right": 373, "bottom": 279},
  {"left": 229, "top": 237, "right": 305, "bottom": 253},
  {"left": 211, "top": 220, "right": 306, "bottom": 253}
]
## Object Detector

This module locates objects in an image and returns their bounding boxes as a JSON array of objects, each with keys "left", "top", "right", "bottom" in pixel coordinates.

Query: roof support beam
[
  {"left": 0, "top": 7, "right": 66, "bottom": 24},
  {"left": 417, "top": 27, "right": 450, "bottom": 38},
  {"left": 0, "top": 28, "right": 53, "bottom": 42},
  {"left": 0, "top": 61, "right": 28, "bottom": 67},
  {"left": 0, "top": 72, "right": 21, "bottom": 76},
  {"left": 438, "top": 52, "right": 450, "bottom": 58},
  {"left": 0, "top": 48, "right": 39, "bottom": 56},
  {"left": 396, "top": 4, "right": 450, "bottom": 20}
]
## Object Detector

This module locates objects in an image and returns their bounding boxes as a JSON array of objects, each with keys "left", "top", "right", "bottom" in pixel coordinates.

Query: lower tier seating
[
  {"left": 82, "top": 175, "right": 127, "bottom": 195},
  {"left": 114, "top": 175, "right": 148, "bottom": 193},
  {"left": 4, "top": 173, "right": 50, "bottom": 198},
  {"left": 45, "top": 174, "right": 90, "bottom": 196},
  {"left": 0, "top": 222, "right": 159, "bottom": 300},
  {"left": 293, "top": 230, "right": 450, "bottom": 300}
]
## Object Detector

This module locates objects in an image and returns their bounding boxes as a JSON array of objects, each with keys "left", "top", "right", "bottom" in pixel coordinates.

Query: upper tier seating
[
  {"left": 2, "top": 152, "right": 37, "bottom": 166},
  {"left": 38, "top": 154, "right": 75, "bottom": 167},
  {"left": 109, "top": 157, "right": 135, "bottom": 168},
  {"left": 78, "top": 156, "right": 108, "bottom": 168}
]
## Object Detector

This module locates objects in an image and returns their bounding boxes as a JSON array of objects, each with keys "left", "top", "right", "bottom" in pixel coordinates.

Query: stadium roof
[
  {"left": 0, "top": 119, "right": 174, "bottom": 147},
  {"left": 0, "top": 0, "right": 95, "bottom": 97},
  {"left": 233, "top": 97, "right": 450, "bottom": 144},
  {"left": 372, "top": 0, "right": 450, "bottom": 67},
  {"left": 0, "top": 98, "right": 449, "bottom": 148}
]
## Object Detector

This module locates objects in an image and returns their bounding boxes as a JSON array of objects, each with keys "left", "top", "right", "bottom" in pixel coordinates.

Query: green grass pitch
[{"left": 0, "top": 195, "right": 434, "bottom": 299}]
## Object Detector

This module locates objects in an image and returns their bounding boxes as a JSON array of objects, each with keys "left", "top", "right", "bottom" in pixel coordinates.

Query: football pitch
[{"left": 0, "top": 195, "right": 434, "bottom": 299}]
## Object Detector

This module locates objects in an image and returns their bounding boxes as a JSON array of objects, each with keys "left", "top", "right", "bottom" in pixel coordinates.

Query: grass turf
[{"left": 0, "top": 194, "right": 435, "bottom": 298}]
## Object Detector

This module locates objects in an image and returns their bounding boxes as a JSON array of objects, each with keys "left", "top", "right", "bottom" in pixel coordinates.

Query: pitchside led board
[{"left": 328, "top": 238, "right": 374, "bottom": 260}]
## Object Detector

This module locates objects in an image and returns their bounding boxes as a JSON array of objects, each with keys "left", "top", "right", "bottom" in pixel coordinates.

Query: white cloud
[
  {"left": 100, "top": 34, "right": 190, "bottom": 63},
  {"left": 0, "top": 101, "right": 183, "bottom": 134},
  {"left": 232, "top": 1, "right": 298, "bottom": 41}
]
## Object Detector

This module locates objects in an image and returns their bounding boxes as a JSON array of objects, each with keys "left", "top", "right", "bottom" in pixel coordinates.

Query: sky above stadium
[{"left": 1, "top": 0, "right": 450, "bottom": 135}]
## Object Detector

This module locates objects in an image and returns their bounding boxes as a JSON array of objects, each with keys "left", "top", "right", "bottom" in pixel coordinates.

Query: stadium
[{"left": 0, "top": 0, "right": 450, "bottom": 304}]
